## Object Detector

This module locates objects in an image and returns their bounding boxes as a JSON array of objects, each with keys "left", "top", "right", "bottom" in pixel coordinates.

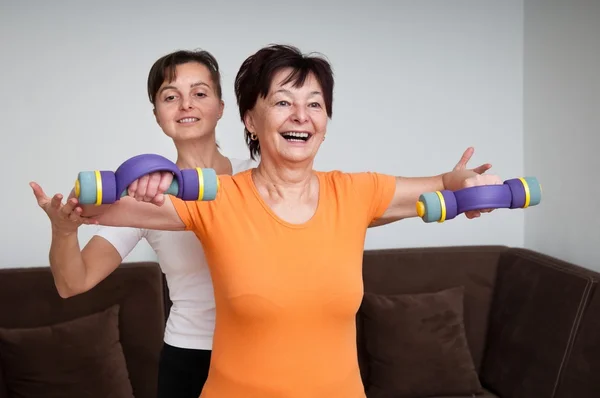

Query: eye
[
  {"left": 195, "top": 92, "right": 207, "bottom": 98},
  {"left": 276, "top": 100, "right": 290, "bottom": 106},
  {"left": 164, "top": 95, "right": 176, "bottom": 102},
  {"left": 309, "top": 102, "right": 322, "bottom": 108}
]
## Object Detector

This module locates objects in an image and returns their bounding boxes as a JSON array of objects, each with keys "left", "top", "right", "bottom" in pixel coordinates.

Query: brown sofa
[
  {"left": 0, "top": 246, "right": 598, "bottom": 398},
  {"left": 0, "top": 262, "right": 166, "bottom": 398},
  {"left": 357, "top": 246, "right": 599, "bottom": 398}
]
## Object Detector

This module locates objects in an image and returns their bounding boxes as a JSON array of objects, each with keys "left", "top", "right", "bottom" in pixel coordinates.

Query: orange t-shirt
[{"left": 170, "top": 169, "right": 396, "bottom": 398}]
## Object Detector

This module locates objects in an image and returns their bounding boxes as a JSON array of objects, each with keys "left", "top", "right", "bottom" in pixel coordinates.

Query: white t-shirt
[{"left": 94, "top": 158, "right": 256, "bottom": 350}]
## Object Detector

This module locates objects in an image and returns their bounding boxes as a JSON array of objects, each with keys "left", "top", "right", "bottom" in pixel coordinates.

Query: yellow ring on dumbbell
[
  {"left": 435, "top": 191, "right": 447, "bottom": 223},
  {"left": 94, "top": 170, "right": 103, "bottom": 206},
  {"left": 196, "top": 168, "right": 205, "bottom": 201},
  {"left": 416, "top": 201, "right": 425, "bottom": 217},
  {"left": 518, "top": 177, "right": 531, "bottom": 208},
  {"left": 74, "top": 179, "right": 80, "bottom": 197}
]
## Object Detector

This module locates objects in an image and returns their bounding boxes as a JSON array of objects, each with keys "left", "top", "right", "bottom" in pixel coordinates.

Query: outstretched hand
[
  {"left": 30, "top": 182, "right": 98, "bottom": 235},
  {"left": 453, "top": 146, "right": 491, "bottom": 175},
  {"left": 447, "top": 147, "right": 502, "bottom": 219}
]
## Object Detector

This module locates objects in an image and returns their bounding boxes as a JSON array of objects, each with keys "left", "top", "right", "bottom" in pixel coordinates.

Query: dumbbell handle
[{"left": 117, "top": 178, "right": 180, "bottom": 198}]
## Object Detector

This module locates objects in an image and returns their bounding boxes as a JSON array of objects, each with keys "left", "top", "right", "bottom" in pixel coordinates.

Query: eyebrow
[
  {"left": 272, "top": 88, "right": 323, "bottom": 97},
  {"left": 159, "top": 81, "right": 210, "bottom": 94}
]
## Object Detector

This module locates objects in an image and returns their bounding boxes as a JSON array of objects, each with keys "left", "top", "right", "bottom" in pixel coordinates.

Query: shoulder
[
  {"left": 230, "top": 157, "right": 258, "bottom": 174},
  {"left": 317, "top": 170, "right": 394, "bottom": 187}
]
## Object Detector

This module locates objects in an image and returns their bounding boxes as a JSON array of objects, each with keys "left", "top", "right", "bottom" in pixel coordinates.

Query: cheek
[
  {"left": 154, "top": 105, "right": 173, "bottom": 124},
  {"left": 201, "top": 101, "right": 223, "bottom": 120},
  {"left": 313, "top": 112, "right": 328, "bottom": 131}
]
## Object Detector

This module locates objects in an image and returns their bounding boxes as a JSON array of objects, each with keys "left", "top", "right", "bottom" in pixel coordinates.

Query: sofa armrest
[
  {"left": 480, "top": 248, "right": 594, "bottom": 398},
  {"left": 0, "top": 363, "right": 7, "bottom": 398},
  {"left": 554, "top": 284, "right": 600, "bottom": 397}
]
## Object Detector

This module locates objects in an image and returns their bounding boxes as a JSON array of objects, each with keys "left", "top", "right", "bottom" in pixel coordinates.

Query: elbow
[
  {"left": 54, "top": 281, "right": 85, "bottom": 299},
  {"left": 55, "top": 285, "right": 77, "bottom": 299}
]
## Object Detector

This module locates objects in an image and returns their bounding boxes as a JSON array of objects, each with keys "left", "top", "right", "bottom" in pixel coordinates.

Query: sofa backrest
[
  {"left": 358, "top": 244, "right": 507, "bottom": 383},
  {"left": 481, "top": 248, "right": 598, "bottom": 398},
  {"left": 0, "top": 262, "right": 165, "bottom": 398}
]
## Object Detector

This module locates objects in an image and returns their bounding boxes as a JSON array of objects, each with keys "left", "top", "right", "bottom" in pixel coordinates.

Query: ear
[
  {"left": 153, "top": 108, "right": 161, "bottom": 127},
  {"left": 218, "top": 100, "right": 225, "bottom": 119},
  {"left": 243, "top": 110, "right": 256, "bottom": 134}
]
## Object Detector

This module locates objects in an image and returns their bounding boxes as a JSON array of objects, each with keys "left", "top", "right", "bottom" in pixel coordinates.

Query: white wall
[
  {"left": 0, "top": 1, "right": 524, "bottom": 268},
  {"left": 523, "top": 0, "right": 600, "bottom": 271}
]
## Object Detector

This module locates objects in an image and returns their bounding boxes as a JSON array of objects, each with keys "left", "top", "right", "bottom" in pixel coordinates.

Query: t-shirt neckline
[{"left": 243, "top": 169, "right": 323, "bottom": 230}]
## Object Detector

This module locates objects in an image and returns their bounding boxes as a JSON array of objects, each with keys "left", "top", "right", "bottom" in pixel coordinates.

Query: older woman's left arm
[{"left": 370, "top": 148, "right": 501, "bottom": 227}]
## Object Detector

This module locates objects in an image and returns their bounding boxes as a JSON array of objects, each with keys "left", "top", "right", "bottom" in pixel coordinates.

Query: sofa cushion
[
  {"left": 0, "top": 304, "right": 134, "bottom": 398},
  {"left": 359, "top": 245, "right": 505, "bottom": 387},
  {"left": 360, "top": 286, "right": 482, "bottom": 398}
]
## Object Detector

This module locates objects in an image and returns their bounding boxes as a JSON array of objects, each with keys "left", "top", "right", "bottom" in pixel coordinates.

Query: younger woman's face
[{"left": 154, "top": 62, "right": 223, "bottom": 142}]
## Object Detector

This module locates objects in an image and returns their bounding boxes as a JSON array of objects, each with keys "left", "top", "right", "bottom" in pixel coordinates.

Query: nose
[
  {"left": 180, "top": 96, "right": 193, "bottom": 110},
  {"left": 291, "top": 105, "right": 308, "bottom": 123}
]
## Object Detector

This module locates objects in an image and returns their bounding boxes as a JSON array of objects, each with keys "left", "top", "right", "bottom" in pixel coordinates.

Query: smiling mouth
[
  {"left": 280, "top": 131, "right": 312, "bottom": 142},
  {"left": 177, "top": 117, "right": 199, "bottom": 124}
]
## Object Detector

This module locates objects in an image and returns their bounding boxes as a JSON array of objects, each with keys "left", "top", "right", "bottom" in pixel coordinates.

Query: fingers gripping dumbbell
[
  {"left": 74, "top": 154, "right": 220, "bottom": 205},
  {"left": 416, "top": 177, "right": 542, "bottom": 223}
]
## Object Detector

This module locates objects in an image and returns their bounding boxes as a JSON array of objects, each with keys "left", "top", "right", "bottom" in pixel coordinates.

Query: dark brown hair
[
  {"left": 147, "top": 49, "right": 222, "bottom": 105},
  {"left": 234, "top": 44, "right": 334, "bottom": 160}
]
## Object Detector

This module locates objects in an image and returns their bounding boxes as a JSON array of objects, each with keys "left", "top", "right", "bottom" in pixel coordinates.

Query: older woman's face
[{"left": 245, "top": 68, "right": 328, "bottom": 164}]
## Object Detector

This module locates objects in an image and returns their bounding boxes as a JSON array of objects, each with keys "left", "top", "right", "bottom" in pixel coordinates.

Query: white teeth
[
  {"left": 178, "top": 118, "right": 198, "bottom": 123},
  {"left": 282, "top": 131, "right": 309, "bottom": 138}
]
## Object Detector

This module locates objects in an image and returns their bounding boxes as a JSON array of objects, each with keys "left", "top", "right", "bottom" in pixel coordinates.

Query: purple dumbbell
[
  {"left": 74, "top": 154, "right": 219, "bottom": 205},
  {"left": 416, "top": 177, "right": 542, "bottom": 223}
]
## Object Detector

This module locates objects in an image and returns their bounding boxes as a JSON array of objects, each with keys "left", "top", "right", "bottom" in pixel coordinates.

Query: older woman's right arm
[{"left": 80, "top": 195, "right": 186, "bottom": 230}]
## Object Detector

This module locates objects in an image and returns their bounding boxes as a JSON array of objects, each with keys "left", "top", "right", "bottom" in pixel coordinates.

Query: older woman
[{"left": 35, "top": 44, "right": 500, "bottom": 397}]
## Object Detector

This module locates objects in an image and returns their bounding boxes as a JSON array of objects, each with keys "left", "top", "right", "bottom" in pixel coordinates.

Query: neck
[
  {"left": 173, "top": 134, "right": 230, "bottom": 174},
  {"left": 253, "top": 156, "right": 315, "bottom": 201}
]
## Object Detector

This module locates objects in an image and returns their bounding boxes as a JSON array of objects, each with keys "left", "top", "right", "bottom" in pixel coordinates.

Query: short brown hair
[
  {"left": 147, "top": 49, "right": 222, "bottom": 105},
  {"left": 234, "top": 44, "right": 334, "bottom": 160}
]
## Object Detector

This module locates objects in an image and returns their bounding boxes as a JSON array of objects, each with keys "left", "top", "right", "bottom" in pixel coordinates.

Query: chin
[
  {"left": 279, "top": 150, "right": 318, "bottom": 165},
  {"left": 170, "top": 130, "right": 213, "bottom": 142}
]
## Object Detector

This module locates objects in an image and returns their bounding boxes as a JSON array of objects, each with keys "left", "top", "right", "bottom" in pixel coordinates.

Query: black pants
[{"left": 157, "top": 343, "right": 212, "bottom": 398}]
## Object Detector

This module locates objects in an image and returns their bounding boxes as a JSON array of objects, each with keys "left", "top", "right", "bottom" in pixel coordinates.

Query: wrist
[
  {"left": 51, "top": 227, "right": 78, "bottom": 239},
  {"left": 442, "top": 169, "right": 473, "bottom": 191},
  {"left": 441, "top": 171, "right": 453, "bottom": 190}
]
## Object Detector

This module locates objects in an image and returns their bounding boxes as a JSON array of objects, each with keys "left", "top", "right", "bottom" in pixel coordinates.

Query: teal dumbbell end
[
  {"left": 76, "top": 171, "right": 100, "bottom": 204},
  {"left": 416, "top": 192, "right": 443, "bottom": 223},
  {"left": 525, "top": 177, "right": 542, "bottom": 206},
  {"left": 201, "top": 168, "right": 218, "bottom": 200}
]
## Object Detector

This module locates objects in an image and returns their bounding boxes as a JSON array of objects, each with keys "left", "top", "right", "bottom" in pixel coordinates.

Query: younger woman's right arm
[{"left": 30, "top": 179, "right": 184, "bottom": 297}]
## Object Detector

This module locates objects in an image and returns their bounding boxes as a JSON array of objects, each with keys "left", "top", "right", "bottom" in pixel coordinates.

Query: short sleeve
[
  {"left": 345, "top": 172, "right": 397, "bottom": 224},
  {"left": 94, "top": 226, "right": 145, "bottom": 260},
  {"left": 169, "top": 196, "right": 200, "bottom": 232}
]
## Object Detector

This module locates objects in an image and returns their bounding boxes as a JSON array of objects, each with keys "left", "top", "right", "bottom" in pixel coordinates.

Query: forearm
[
  {"left": 48, "top": 231, "right": 88, "bottom": 298},
  {"left": 81, "top": 196, "right": 186, "bottom": 231},
  {"left": 373, "top": 168, "right": 493, "bottom": 226}
]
